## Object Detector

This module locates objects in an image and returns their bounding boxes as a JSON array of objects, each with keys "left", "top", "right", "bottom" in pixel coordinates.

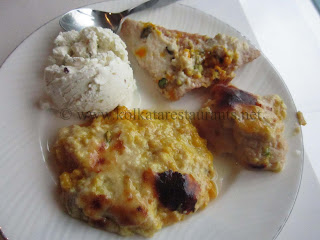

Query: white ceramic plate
[{"left": 0, "top": 1, "right": 303, "bottom": 240}]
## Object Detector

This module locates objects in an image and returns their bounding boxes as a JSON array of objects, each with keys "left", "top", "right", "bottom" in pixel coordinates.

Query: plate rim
[{"left": 168, "top": 4, "right": 305, "bottom": 240}]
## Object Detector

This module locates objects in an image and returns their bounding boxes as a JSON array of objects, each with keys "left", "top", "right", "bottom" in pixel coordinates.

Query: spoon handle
[
  {"left": 122, "top": 0, "right": 160, "bottom": 16},
  {"left": 121, "top": 0, "right": 177, "bottom": 17}
]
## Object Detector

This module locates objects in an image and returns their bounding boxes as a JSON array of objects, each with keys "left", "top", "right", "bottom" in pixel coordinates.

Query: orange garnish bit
[{"left": 135, "top": 47, "right": 147, "bottom": 58}]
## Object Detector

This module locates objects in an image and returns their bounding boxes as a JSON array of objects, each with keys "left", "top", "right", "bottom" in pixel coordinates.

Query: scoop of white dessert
[{"left": 44, "top": 26, "right": 136, "bottom": 114}]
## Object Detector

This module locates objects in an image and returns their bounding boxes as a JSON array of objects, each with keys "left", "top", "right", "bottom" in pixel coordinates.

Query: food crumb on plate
[{"left": 296, "top": 111, "right": 307, "bottom": 126}]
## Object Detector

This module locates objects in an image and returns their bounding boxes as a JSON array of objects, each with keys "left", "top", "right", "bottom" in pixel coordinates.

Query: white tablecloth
[{"left": 1, "top": 0, "right": 320, "bottom": 239}]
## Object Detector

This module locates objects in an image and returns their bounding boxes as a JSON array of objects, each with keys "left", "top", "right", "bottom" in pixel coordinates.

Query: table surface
[{"left": 1, "top": 0, "right": 320, "bottom": 239}]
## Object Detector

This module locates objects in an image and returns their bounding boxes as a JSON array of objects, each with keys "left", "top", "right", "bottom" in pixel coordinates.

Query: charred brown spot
[
  {"left": 212, "top": 84, "right": 258, "bottom": 109},
  {"left": 142, "top": 169, "right": 155, "bottom": 184},
  {"left": 96, "top": 158, "right": 105, "bottom": 165},
  {"left": 91, "top": 197, "right": 104, "bottom": 210},
  {"left": 140, "top": 25, "right": 154, "bottom": 39},
  {"left": 91, "top": 218, "right": 108, "bottom": 228},
  {"left": 58, "top": 149, "right": 79, "bottom": 173},
  {"left": 142, "top": 169, "right": 158, "bottom": 199},
  {"left": 203, "top": 49, "right": 226, "bottom": 68},
  {"left": 113, "top": 140, "right": 124, "bottom": 154},
  {"left": 249, "top": 163, "right": 267, "bottom": 169},
  {"left": 109, "top": 205, "right": 148, "bottom": 226},
  {"left": 111, "top": 132, "right": 125, "bottom": 154},
  {"left": 257, "top": 102, "right": 263, "bottom": 108},
  {"left": 155, "top": 170, "right": 199, "bottom": 214},
  {"left": 136, "top": 206, "right": 148, "bottom": 216},
  {"left": 91, "top": 144, "right": 109, "bottom": 172},
  {"left": 79, "top": 119, "right": 93, "bottom": 127},
  {"left": 110, "top": 206, "right": 135, "bottom": 226},
  {"left": 80, "top": 194, "right": 110, "bottom": 218}
]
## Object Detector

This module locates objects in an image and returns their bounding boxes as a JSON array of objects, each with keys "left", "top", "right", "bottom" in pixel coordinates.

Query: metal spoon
[{"left": 60, "top": 0, "right": 177, "bottom": 32}]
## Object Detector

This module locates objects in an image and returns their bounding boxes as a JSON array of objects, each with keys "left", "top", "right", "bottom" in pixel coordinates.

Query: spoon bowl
[
  {"left": 59, "top": 0, "right": 178, "bottom": 32},
  {"left": 60, "top": 8, "right": 126, "bottom": 32}
]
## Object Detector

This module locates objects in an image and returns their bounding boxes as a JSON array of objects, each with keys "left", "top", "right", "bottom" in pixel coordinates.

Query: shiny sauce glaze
[{"left": 211, "top": 84, "right": 258, "bottom": 109}]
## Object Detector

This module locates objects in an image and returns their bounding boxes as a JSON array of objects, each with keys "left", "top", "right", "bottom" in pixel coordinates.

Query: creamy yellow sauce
[{"left": 54, "top": 106, "right": 217, "bottom": 237}]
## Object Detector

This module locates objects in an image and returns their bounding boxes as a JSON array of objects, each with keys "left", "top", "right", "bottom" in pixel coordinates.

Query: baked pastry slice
[
  {"left": 54, "top": 107, "right": 217, "bottom": 237},
  {"left": 194, "top": 84, "right": 287, "bottom": 172},
  {"left": 120, "top": 18, "right": 260, "bottom": 100}
]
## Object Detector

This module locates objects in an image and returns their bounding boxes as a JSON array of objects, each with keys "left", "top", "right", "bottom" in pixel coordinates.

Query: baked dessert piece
[
  {"left": 120, "top": 18, "right": 260, "bottom": 100},
  {"left": 194, "top": 84, "right": 287, "bottom": 172},
  {"left": 54, "top": 106, "right": 217, "bottom": 237}
]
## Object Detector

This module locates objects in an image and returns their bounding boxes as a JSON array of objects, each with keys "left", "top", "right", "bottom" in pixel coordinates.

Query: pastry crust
[
  {"left": 120, "top": 19, "right": 260, "bottom": 100},
  {"left": 194, "top": 84, "right": 287, "bottom": 172}
]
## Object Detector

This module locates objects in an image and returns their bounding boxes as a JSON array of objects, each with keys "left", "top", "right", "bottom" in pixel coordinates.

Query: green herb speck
[
  {"left": 104, "top": 131, "right": 112, "bottom": 143},
  {"left": 262, "top": 147, "right": 271, "bottom": 157},
  {"left": 158, "top": 78, "right": 168, "bottom": 89}
]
